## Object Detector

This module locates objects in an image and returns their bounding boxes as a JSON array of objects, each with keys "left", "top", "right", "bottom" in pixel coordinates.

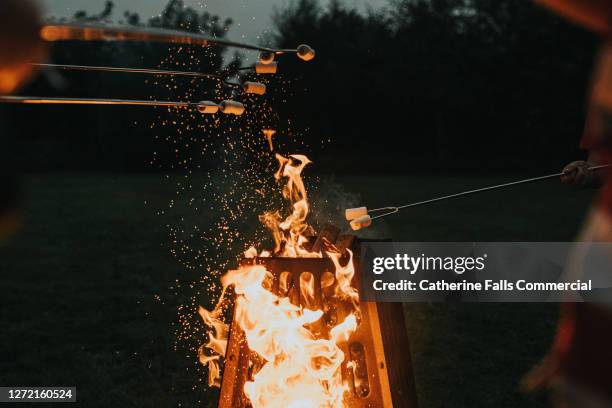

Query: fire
[
  {"left": 199, "top": 153, "right": 361, "bottom": 407},
  {"left": 259, "top": 154, "right": 320, "bottom": 258}
]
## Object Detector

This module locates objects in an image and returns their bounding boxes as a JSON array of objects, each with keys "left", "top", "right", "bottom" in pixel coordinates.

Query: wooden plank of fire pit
[
  {"left": 377, "top": 302, "right": 419, "bottom": 407},
  {"left": 353, "top": 238, "right": 419, "bottom": 408}
]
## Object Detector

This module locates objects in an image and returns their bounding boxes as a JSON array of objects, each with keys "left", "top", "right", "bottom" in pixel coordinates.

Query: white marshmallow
[
  {"left": 197, "top": 101, "right": 220, "bottom": 114},
  {"left": 220, "top": 100, "right": 245, "bottom": 116},
  {"left": 242, "top": 81, "right": 266, "bottom": 95},
  {"left": 255, "top": 62, "right": 278, "bottom": 74},
  {"left": 350, "top": 215, "right": 372, "bottom": 231},
  {"left": 297, "top": 44, "right": 316, "bottom": 61},
  {"left": 345, "top": 206, "right": 368, "bottom": 221}
]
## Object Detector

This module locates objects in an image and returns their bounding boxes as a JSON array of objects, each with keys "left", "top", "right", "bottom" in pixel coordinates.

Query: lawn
[{"left": 0, "top": 173, "right": 595, "bottom": 407}]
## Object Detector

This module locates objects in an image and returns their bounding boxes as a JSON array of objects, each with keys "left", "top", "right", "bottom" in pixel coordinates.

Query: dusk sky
[{"left": 42, "top": 0, "right": 388, "bottom": 43}]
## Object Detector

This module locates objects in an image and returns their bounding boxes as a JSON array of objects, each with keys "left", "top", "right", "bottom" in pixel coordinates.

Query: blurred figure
[
  {"left": 525, "top": 1, "right": 612, "bottom": 407},
  {"left": 0, "top": 0, "right": 44, "bottom": 244},
  {"left": 0, "top": 0, "right": 45, "bottom": 94}
]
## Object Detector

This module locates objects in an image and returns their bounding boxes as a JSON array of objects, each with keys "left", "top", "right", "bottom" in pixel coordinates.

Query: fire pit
[
  {"left": 217, "top": 235, "right": 418, "bottom": 408},
  {"left": 200, "top": 155, "right": 418, "bottom": 408}
]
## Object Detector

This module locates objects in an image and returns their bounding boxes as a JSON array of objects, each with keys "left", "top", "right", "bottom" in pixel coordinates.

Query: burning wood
[{"left": 199, "top": 153, "right": 417, "bottom": 407}]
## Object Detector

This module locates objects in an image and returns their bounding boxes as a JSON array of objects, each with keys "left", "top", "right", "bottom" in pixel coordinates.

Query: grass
[{"left": 0, "top": 173, "right": 595, "bottom": 407}]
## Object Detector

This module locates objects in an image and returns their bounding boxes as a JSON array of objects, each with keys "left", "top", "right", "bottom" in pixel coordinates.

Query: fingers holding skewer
[{"left": 560, "top": 160, "right": 600, "bottom": 188}]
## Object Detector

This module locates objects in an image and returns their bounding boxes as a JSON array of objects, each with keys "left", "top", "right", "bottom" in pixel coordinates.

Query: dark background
[
  {"left": 4, "top": 0, "right": 598, "bottom": 174},
  {"left": 0, "top": 0, "right": 601, "bottom": 407}
]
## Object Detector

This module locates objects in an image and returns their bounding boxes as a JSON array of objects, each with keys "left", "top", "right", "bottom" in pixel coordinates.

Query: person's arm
[
  {"left": 560, "top": 151, "right": 605, "bottom": 188},
  {"left": 535, "top": 0, "right": 612, "bottom": 34}
]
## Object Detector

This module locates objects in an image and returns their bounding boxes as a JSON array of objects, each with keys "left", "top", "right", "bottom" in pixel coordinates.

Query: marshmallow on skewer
[
  {"left": 242, "top": 81, "right": 266, "bottom": 95},
  {"left": 259, "top": 51, "right": 275, "bottom": 64},
  {"left": 197, "top": 100, "right": 220, "bottom": 114},
  {"left": 255, "top": 62, "right": 278, "bottom": 74},
  {"left": 345, "top": 206, "right": 368, "bottom": 221},
  {"left": 220, "top": 100, "right": 245, "bottom": 116},
  {"left": 350, "top": 215, "right": 372, "bottom": 231},
  {"left": 297, "top": 44, "right": 316, "bottom": 61}
]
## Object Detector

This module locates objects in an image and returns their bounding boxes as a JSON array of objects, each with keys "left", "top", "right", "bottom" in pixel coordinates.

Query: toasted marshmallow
[
  {"left": 255, "top": 62, "right": 278, "bottom": 74},
  {"left": 345, "top": 206, "right": 368, "bottom": 221},
  {"left": 297, "top": 44, "right": 316, "bottom": 61},
  {"left": 197, "top": 101, "right": 220, "bottom": 114},
  {"left": 220, "top": 100, "right": 245, "bottom": 116},
  {"left": 259, "top": 51, "right": 275, "bottom": 64},
  {"left": 350, "top": 215, "right": 372, "bottom": 231},
  {"left": 242, "top": 81, "right": 266, "bottom": 95}
]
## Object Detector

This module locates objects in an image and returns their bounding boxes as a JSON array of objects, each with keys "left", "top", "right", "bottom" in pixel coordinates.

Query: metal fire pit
[{"left": 218, "top": 236, "right": 418, "bottom": 408}]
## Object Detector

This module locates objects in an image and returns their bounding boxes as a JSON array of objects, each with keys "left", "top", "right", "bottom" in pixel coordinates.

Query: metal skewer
[
  {"left": 0, "top": 96, "right": 247, "bottom": 115},
  {"left": 346, "top": 164, "right": 612, "bottom": 230},
  {"left": 40, "top": 23, "right": 277, "bottom": 53},
  {"left": 32, "top": 63, "right": 225, "bottom": 80},
  {"left": 30, "top": 63, "right": 245, "bottom": 89},
  {"left": 39, "top": 23, "right": 309, "bottom": 56},
  {"left": 0, "top": 96, "right": 193, "bottom": 107}
]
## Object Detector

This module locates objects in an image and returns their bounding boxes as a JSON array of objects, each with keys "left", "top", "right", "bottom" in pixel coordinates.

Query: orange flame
[
  {"left": 199, "top": 153, "right": 361, "bottom": 407},
  {"left": 260, "top": 154, "right": 318, "bottom": 258},
  {"left": 197, "top": 306, "right": 228, "bottom": 387}
]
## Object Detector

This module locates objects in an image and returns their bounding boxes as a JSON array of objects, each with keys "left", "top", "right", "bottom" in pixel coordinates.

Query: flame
[
  {"left": 197, "top": 306, "right": 229, "bottom": 387},
  {"left": 259, "top": 154, "right": 319, "bottom": 258},
  {"left": 199, "top": 153, "right": 361, "bottom": 407},
  {"left": 263, "top": 129, "right": 276, "bottom": 151}
]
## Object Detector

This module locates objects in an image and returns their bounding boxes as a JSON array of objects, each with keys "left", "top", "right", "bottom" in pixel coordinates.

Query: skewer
[
  {"left": 0, "top": 96, "right": 192, "bottom": 107},
  {"left": 32, "top": 63, "right": 225, "bottom": 81},
  {"left": 40, "top": 23, "right": 277, "bottom": 53},
  {"left": 346, "top": 164, "right": 612, "bottom": 230},
  {"left": 39, "top": 23, "right": 315, "bottom": 62},
  {"left": 31, "top": 63, "right": 247, "bottom": 90},
  {"left": 0, "top": 96, "right": 246, "bottom": 115},
  {"left": 31, "top": 63, "right": 270, "bottom": 95}
]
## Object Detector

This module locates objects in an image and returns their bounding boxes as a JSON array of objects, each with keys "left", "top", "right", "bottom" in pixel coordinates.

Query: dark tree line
[
  {"left": 270, "top": 0, "right": 597, "bottom": 173},
  {"left": 5, "top": 0, "right": 598, "bottom": 173}
]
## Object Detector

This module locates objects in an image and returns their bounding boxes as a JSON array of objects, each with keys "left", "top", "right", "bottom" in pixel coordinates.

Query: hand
[{"left": 561, "top": 161, "right": 596, "bottom": 188}]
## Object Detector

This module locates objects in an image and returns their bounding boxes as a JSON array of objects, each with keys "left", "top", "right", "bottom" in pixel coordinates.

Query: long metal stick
[
  {"left": 0, "top": 96, "right": 195, "bottom": 108},
  {"left": 31, "top": 63, "right": 242, "bottom": 88},
  {"left": 32, "top": 63, "right": 224, "bottom": 80},
  {"left": 40, "top": 23, "right": 280, "bottom": 53},
  {"left": 369, "top": 164, "right": 612, "bottom": 220}
]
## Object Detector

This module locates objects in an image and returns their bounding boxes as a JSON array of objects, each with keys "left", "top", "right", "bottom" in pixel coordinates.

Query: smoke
[{"left": 308, "top": 175, "right": 391, "bottom": 239}]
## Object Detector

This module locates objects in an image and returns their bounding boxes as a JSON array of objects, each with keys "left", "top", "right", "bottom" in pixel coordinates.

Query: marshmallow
[
  {"left": 259, "top": 51, "right": 275, "bottom": 64},
  {"left": 242, "top": 81, "right": 266, "bottom": 95},
  {"left": 297, "top": 44, "right": 316, "bottom": 61},
  {"left": 345, "top": 206, "right": 368, "bottom": 221},
  {"left": 197, "top": 101, "right": 220, "bottom": 114},
  {"left": 350, "top": 215, "right": 372, "bottom": 231},
  {"left": 220, "top": 100, "right": 245, "bottom": 116},
  {"left": 255, "top": 62, "right": 278, "bottom": 74}
]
